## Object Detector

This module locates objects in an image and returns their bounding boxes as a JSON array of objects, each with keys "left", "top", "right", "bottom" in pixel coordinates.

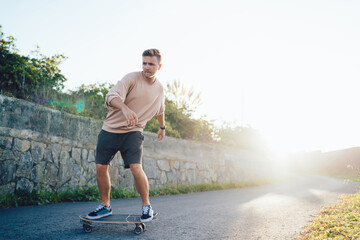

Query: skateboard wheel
[
  {"left": 140, "top": 223, "right": 146, "bottom": 231},
  {"left": 83, "top": 224, "right": 92, "bottom": 233},
  {"left": 134, "top": 225, "right": 143, "bottom": 235}
]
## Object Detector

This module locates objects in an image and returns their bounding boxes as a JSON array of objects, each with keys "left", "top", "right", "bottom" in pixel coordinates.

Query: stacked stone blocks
[{"left": 0, "top": 95, "right": 272, "bottom": 195}]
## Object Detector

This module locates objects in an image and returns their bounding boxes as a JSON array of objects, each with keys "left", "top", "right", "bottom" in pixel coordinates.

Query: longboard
[{"left": 79, "top": 213, "right": 158, "bottom": 235}]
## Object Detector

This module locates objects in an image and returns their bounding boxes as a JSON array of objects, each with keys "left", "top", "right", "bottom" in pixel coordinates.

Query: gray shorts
[{"left": 95, "top": 130, "right": 144, "bottom": 168}]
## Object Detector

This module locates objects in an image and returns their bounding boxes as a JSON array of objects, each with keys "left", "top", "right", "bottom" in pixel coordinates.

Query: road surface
[{"left": 1, "top": 174, "right": 359, "bottom": 239}]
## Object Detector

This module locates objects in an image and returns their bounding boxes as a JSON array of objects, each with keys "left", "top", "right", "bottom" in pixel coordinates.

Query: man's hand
[
  {"left": 122, "top": 106, "right": 138, "bottom": 126},
  {"left": 157, "top": 129, "right": 165, "bottom": 141},
  {"left": 109, "top": 98, "right": 138, "bottom": 126},
  {"left": 156, "top": 113, "right": 165, "bottom": 141}
]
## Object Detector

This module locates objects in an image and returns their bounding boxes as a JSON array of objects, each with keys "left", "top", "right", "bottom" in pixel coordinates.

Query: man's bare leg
[
  {"left": 96, "top": 163, "right": 111, "bottom": 207},
  {"left": 129, "top": 163, "right": 150, "bottom": 206}
]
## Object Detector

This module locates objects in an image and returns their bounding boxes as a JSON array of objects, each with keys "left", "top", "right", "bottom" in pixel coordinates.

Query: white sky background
[{"left": 1, "top": 0, "right": 359, "bottom": 154}]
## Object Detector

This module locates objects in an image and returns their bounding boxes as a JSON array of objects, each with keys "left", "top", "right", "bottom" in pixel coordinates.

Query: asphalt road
[{"left": 1, "top": 174, "right": 359, "bottom": 240}]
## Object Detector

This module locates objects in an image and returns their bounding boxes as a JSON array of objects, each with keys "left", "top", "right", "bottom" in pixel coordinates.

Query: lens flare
[
  {"left": 33, "top": 97, "right": 85, "bottom": 113},
  {"left": 75, "top": 100, "right": 85, "bottom": 113},
  {"left": 49, "top": 99, "right": 72, "bottom": 107}
]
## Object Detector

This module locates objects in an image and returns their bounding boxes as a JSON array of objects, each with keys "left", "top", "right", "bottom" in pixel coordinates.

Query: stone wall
[{"left": 0, "top": 95, "right": 275, "bottom": 195}]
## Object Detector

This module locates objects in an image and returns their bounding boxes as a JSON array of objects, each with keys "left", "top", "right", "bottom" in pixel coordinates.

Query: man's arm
[
  {"left": 109, "top": 98, "right": 138, "bottom": 126},
  {"left": 156, "top": 113, "right": 165, "bottom": 141}
]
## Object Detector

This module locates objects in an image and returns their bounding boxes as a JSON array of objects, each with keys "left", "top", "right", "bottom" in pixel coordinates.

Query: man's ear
[{"left": 158, "top": 64, "right": 162, "bottom": 70}]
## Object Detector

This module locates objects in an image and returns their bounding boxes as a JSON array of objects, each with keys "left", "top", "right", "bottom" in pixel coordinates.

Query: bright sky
[{"left": 1, "top": 0, "right": 360, "bottom": 154}]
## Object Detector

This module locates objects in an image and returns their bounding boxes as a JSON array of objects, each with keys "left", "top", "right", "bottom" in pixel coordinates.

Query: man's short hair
[{"left": 142, "top": 49, "right": 162, "bottom": 64}]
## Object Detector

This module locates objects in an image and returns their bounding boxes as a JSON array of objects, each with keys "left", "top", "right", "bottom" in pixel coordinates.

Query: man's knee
[
  {"left": 96, "top": 164, "right": 109, "bottom": 174},
  {"left": 129, "top": 164, "right": 143, "bottom": 175}
]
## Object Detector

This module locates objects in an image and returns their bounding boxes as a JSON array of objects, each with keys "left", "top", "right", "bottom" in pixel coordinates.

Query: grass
[
  {"left": 0, "top": 186, "right": 101, "bottom": 208},
  {"left": 297, "top": 189, "right": 360, "bottom": 239},
  {"left": 0, "top": 180, "right": 269, "bottom": 208},
  {"left": 149, "top": 180, "right": 267, "bottom": 196}
]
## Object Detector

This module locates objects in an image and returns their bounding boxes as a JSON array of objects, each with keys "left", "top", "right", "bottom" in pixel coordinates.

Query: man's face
[{"left": 142, "top": 56, "right": 162, "bottom": 79}]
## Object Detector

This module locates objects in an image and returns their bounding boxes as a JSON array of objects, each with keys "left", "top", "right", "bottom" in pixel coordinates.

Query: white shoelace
[
  {"left": 95, "top": 204, "right": 105, "bottom": 212},
  {"left": 142, "top": 205, "right": 150, "bottom": 214}
]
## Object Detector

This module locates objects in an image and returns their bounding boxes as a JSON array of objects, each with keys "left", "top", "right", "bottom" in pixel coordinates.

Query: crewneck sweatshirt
[{"left": 102, "top": 71, "right": 165, "bottom": 133}]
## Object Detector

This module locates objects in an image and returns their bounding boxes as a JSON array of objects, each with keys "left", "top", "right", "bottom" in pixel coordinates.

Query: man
[{"left": 86, "top": 49, "right": 166, "bottom": 222}]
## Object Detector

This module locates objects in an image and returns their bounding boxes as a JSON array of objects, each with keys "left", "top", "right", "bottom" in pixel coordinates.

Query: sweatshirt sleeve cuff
[{"left": 104, "top": 95, "right": 123, "bottom": 111}]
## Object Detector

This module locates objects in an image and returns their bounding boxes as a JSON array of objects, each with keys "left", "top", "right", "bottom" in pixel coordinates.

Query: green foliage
[
  {"left": 110, "top": 187, "right": 139, "bottom": 199},
  {"left": 163, "top": 98, "right": 215, "bottom": 142},
  {"left": 70, "top": 83, "right": 114, "bottom": 119},
  {"left": 144, "top": 116, "right": 181, "bottom": 138},
  {"left": 0, "top": 180, "right": 270, "bottom": 208},
  {"left": 0, "top": 186, "right": 101, "bottom": 208},
  {"left": 149, "top": 180, "right": 269, "bottom": 196},
  {"left": 40, "top": 91, "right": 79, "bottom": 115},
  {"left": 0, "top": 25, "right": 67, "bottom": 99},
  {"left": 297, "top": 191, "right": 360, "bottom": 240}
]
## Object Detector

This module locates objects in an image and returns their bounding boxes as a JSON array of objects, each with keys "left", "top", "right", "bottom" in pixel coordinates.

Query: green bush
[{"left": 0, "top": 180, "right": 270, "bottom": 208}]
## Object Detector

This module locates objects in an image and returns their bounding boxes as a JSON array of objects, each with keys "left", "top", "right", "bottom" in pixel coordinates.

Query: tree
[
  {"left": 0, "top": 25, "right": 67, "bottom": 99},
  {"left": 70, "top": 83, "right": 114, "bottom": 119}
]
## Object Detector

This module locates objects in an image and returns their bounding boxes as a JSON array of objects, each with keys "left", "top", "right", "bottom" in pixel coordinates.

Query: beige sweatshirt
[{"left": 102, "top": 71, "right": 165, "bottom": 133}]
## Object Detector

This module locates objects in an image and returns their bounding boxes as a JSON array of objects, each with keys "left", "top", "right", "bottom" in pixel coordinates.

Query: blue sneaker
[
  {"left": 86, "top": 204, "right": 112, "bottom": 220},
  {"left": 140, "top": 204, "right": 154, "bottom": 222}
]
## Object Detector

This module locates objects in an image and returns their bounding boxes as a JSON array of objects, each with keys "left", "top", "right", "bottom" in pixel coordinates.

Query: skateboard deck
[{"left": 79, "top": 213, "right": 158, "bottom": 235}]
